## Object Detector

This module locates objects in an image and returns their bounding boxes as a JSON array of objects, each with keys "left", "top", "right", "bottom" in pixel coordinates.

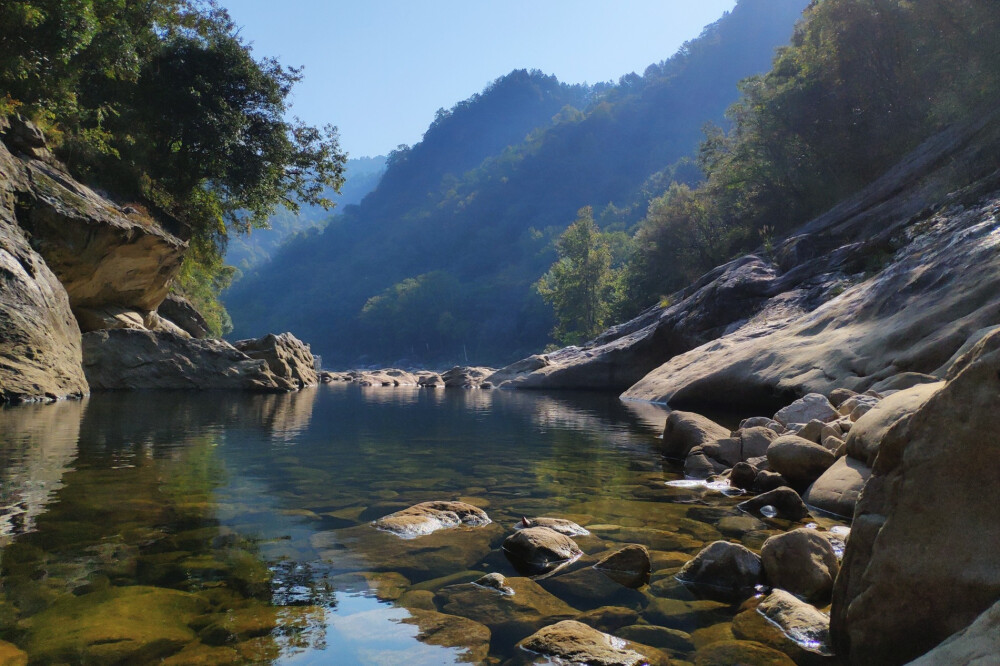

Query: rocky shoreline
[{"left": 0, "top": 115, "right": 322, "bottom": 403}]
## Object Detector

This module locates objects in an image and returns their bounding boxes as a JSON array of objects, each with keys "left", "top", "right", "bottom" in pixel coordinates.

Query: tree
[
  {"left": 536, "top": 207, "right": 614, "bottom": 345},
  {"left": 0, "top": 0, "right": 346, "bottom": 334}
]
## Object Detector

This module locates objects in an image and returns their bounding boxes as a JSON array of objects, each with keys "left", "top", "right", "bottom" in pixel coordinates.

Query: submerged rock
[
  {"left": 519, "top": 619, "right": 665, "bottom": 666},
  {"left": 21, "top": 585, "right": 208, "bottom": 664},
  {"left": 503, "top": 526, "right": 583, "bottom": 576},
  {"left": 436, "top": 576, "right": 577, "bottom": 637},
  {"left": 594, "top": 545, "right": 651, "bottom": 589},
  {"left": 515, "top": 516, "right": 590, "bottom": 536},
  {"left": 372, "top": 501, "right": 491, "bottom": 538},
  {"left": 761, "top": 529, "right": 840, "bottom": 603},
  {"left": 401, "top": 609, "right": 491, "bottom": 664},
  {"left": 676, "top": 541, "right": 762, "bottom": 601},
  {"left": 693, "top": 639, "right": 796, "bottom": 666}
]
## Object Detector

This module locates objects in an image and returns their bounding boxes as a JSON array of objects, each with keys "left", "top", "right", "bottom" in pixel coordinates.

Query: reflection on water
[{"left": 0, "top": 386, "right": 844, "bottom": 664}]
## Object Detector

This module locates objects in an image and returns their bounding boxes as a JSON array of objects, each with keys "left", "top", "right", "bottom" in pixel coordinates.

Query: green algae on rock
[{"left": 21, "top": 586, "right": 208, "bottom": 664}]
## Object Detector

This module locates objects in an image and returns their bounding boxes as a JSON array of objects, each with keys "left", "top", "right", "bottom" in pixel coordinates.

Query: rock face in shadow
[
  {"left": 157, "top": 295, "right": 210, "bottom": 339},
  {"left": 491, "top": 115, "right": 1000, "bottom": 412},
  {"left": 0, "top": 128, "right": 88, "bottom": 402},
  {"left": 905, "top": 599, "right": 1000, "bottom": 666},
  {"left": 82, "top": 329, "right": 295, "bottom": 391},
  {"left": 830, "top": 329, "right": 1000, "bottom": 665},
  {"left": 234, "top": 333, "right": 318, "bottom": 388}
]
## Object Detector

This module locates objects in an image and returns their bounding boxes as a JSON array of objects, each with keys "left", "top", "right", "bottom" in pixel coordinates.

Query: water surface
[{"left": 0, "top": 385, "right": 840, "bottom": 664}]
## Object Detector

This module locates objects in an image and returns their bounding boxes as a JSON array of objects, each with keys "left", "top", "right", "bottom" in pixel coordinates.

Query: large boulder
[
  {"left": 234, "top": 332, "right": 318, "bottom": 388},
  {"left": 503, "top": 526, "right": 583, "bottom": 576},
  {"left": 82, "top": 329, "right": 295, "bottom": 391},
  {"left": 831, "top": 329, "right": 1000, "bottom": 665},
  {"left": 766, "top": 435, "right": 836, "bottom": 488},
  {"left": 661, "top": 411, "right": 730, "bottom": 459},
  {"left": 844, "top": 381, "right": 944, "bottom": 466},
  {"left": 761, "top": 528, "right": 840, "bottom": 603},
  {"left": 0, "top": 130, "right": 89, "bottom": 402},
  {"left": 803, "top": 456, "right": 871, "bottom": 518},
  {"left": 0, "top": 165, "right": 88, "bottom": 401},
  {"left": 676, "top": 541, "right": 762, "bottom": 601}
]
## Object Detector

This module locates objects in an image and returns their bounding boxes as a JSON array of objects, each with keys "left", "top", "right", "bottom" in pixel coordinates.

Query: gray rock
[
  {"left": 828, "top": 388, "right": 858, "bottom": 408},
  {"left": 774, "top": 394, "right": 839, "bottom": 427},
  {"left": 757, "top": 589, "right": 831, "bottom": 656},
  {"left": 519, "top": 620, "right": 664, "bottom": 666},
  {"left": 730, "top": 462, "right": 758, "bottom": 491},
  {"left": 803, "top": 456, "right": 871, "bottom": 518},
  {"left": 761, "top": 528, "right": 840, "bottom": 603},
  {"left": 234, "top": 332, "right": 318, "bottom": 388},
  {"left": 516, "top": 516, "right": 590, "bottom": 537},
  {"left": 661, "top": 411, "right": 730, "bottom": 459},
  {"left": 766, "top": 435, "right": 837, "bottom": 487},
  {"left": 157, "top": 294, "right": 210, "bottom": 339},
  {"left": 82, "top": 329, "right": 294, "bottom": 391},
  {"left": 752, "top": 470, "right": 789, "bottom": 494},
  {"left": 739, "top": 486, "right": 812, "bottom": 521},
  {"left": 905, "top": 598, "right": 1000, "bottom": 665},
  {"left": 373, "top": 501, "right": 491, "bottom": 538},
  {"left": 0, "top": 146, "right": 88, "bottom": 402},
  {"left": 831, "top": 329, "right": 1000, "bottom": 665},
  {"left": 676, "top": 541, "right": 762, "bottom": 601},
  {"left": 844, "top": 381, "right": 944, "bottom": 466},
  {"left": 503, "top": 526, "right": 583, "bottom": 576}
]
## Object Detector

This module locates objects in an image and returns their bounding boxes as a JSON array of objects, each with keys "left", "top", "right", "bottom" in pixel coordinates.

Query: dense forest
[
  {"left": 0, "top": 0, "right": 346, "bottom": 334},
  {"left": 225, "top": 0, "right": 810, "bottom": 365}
]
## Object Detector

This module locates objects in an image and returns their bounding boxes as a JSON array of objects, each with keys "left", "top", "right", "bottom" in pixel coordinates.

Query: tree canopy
[{"left": 0, "top": 0, "right": 346, "bottom": 333}]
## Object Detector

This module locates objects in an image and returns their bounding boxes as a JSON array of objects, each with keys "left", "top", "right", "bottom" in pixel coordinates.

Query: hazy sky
[{"left": 222, "top": 1, "right": 738, "bottom": 157}]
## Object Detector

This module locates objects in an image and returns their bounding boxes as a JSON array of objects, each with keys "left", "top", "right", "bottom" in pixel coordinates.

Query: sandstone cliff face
[
  {"left": 0, "top": 121, "right": 88, "bottom": 402},
  {"left": 491, "top": 114, "right": 1000, "bottom": 412},
  {"left": 829, "top": 329, "right": 1000, "bottom": 665}
]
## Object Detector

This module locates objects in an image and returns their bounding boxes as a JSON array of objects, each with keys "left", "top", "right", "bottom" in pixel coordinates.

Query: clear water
[{"left": 0, "top": 385, "right": 841, "bottom": 664}]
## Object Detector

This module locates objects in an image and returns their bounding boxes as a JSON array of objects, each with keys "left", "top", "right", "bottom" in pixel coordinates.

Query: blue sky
[{"left": 222, "top": 1, "right": 738, "bottom": 157}]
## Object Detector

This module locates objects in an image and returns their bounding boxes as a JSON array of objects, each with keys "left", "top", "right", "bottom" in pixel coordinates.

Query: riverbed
[{"left": 0, "top": 385, "right": 844, "bottom": 664}]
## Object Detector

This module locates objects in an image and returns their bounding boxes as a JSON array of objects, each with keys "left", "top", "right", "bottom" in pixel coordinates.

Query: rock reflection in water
[{"left": 0, "top": 399, "right": 83, "bottom": 540}]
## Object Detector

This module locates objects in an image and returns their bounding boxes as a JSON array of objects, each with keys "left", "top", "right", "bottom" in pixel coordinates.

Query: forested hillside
[
  {"left": 225, "top": 155, "right": 386, "bottom": 270},
  {"left": 225, "top": 0, "right": 810, "bottom": 366}
]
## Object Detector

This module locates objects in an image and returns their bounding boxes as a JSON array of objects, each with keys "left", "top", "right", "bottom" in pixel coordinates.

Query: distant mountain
[
  {"left": 224, "top": 155, "right": 386, "bottom": 270},
  {"left": 224, "top": 0, "right": 810, "bottom": 366}
]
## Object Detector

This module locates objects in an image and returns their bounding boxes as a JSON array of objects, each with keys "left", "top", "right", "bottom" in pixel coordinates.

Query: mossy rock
[
  {"left": 160, "top": 641, "right": 240, "bottom": 665},
  {"left": 22, "top": 585, "right": 208, "bottom": 664}
]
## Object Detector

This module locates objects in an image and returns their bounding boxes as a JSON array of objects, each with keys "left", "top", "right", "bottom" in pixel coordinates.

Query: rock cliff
[
  {"left": 491, "top": 113, "right": 1000, "bottom": 412},
  {"left": 0, "top": 115, "right": 317, "bottom": 400}
]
